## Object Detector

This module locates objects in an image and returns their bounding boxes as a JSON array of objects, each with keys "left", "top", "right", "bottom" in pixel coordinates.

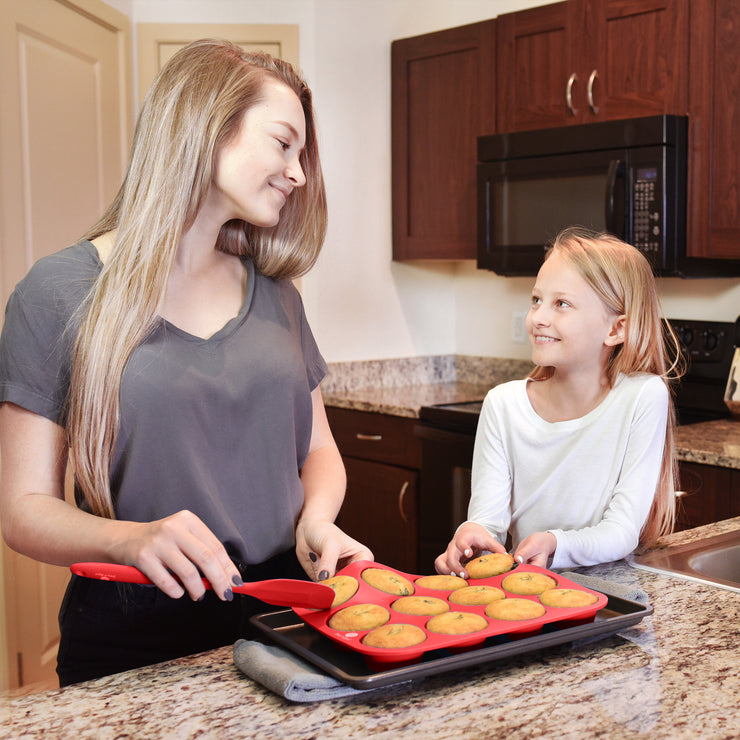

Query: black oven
[{"left": 415, "top": 318, "right": 739, "bottom": 568}]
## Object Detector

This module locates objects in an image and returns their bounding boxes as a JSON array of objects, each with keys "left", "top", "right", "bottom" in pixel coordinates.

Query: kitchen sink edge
[{"left": 629, "top": 528, "right": 740, "bottom": 594}]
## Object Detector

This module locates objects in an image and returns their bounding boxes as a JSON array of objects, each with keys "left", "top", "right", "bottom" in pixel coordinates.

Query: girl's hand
[
  {"left": 110, "top": 509, "right": 242, "bottom": 602},
  {"left": 514, "top": 531, "right": 557, "bottom": 568},
  {"left": 434, "top": 522, "right": 506, "bottom": 578},
  {"left": 295, "top": 517, "right": 373, "bottom": 581}
]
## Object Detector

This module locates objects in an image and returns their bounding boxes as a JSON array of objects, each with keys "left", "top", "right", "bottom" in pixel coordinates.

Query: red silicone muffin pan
[{"left": 293, "top": 560, "right": 608, "bottom": 670}]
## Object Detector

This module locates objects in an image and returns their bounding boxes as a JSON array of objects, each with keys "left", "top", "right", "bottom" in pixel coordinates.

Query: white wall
[{"left": 123, "top": 0, "right": 740, "bottom": 363}]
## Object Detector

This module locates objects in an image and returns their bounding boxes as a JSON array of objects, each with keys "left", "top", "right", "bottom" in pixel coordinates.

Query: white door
[{"left": 0, "top": 0, "right": 131, "bottom": 691}]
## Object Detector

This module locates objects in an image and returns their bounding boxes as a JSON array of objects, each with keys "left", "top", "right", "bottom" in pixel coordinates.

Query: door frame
[{"left": 0, "top": 0, "right": 132, "bottom": 693}]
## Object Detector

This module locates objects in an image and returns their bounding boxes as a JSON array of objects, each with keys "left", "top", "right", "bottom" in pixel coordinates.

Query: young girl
[
  {"left": 0, "top": 40, "right": 371, "bottom": 685},
  {"left": 436, "top": 226, "right": 680, "bottom": 576}
]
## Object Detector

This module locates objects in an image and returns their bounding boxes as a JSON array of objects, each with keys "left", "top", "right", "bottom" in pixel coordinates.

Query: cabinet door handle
[
  {"left": 398, "top": 481, "right": 410, "bottom": 523},
  {"left": 355, "top": 433, "right": 382, "bottom": 441},
  {"left": 587, "top": 69, "right": 599, "bottom": 114},
  {"left": 566, "top": 73, "right": 578, "bottom": 116},
  {"left": 675, "top": 490, "right": 688, "bottom": 499}
]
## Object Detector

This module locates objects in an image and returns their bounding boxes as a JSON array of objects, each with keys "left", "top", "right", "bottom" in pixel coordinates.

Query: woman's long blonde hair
[
  {"left": 529, "top": 226, "right": 683, "bottom": 546},
  {"left": 68, "top": 40, "right": 327, "bottom": 519}
]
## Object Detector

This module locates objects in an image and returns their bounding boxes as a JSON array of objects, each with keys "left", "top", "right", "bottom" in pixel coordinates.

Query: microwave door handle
[{"left": 605, "top": 159, "right": 624, "bottom": 235}]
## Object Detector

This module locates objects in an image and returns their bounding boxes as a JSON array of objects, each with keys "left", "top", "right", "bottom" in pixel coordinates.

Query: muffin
[
  {"left": 448, "top": 585, "right": 506, "bottom": 606},
  {"left": 485, "top": 598, "right": 546, "bottom": 621},
  {"left": 539, "top": 588, "right": 599, "bottom": 608},
  {"left": 501, "top": 571, "right": 557, "bottom": 595},
  {"left": 362, "top": 623, "right": 427, "bottom": 649},
  {"left": 361, "top": 568, "right": 415, "bottom": 596},
  {"left": 426, "top": 611, "right": 488, "bottom": 635},
  {"left": 414, "top": 574, "right": 467, "bottom": 591},
  {"left": 328, "top": 603, "right": 390, "bottom": 632},
  {"left": 465, "top": 553, "right": 515, "bottom": 578},
  {"left": 321, "top": 575, "right": 359, "bottom": 607},
  {"left": 392, "top": 595, "right": 450, "bottom": 616}
]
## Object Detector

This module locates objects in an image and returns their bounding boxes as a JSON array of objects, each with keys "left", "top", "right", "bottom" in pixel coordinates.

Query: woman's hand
[
  {"left": 295, "top": 517, "right": 373, "bottom": 581},
  {"left": 434, "top": 521, "right": 506, "bottom": 578},
  {"left": 514, "top": 531, "right": 557, "bottom": 568},
  {"left": 109, "top": 510, "right": 242, "bottom": 602}
]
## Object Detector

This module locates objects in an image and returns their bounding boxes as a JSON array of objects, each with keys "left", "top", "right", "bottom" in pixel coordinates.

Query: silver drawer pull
[
  {"left": 675, "top": 490, "right": 688, "bottom": 498},
  {"left": 356, "top": 433, "right": 382, "bottom": 441}
]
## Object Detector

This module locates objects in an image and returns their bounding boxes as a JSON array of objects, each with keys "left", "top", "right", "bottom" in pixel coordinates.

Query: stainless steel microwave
[{"left": 477, "top": 115, "right": 687, "bottom": 277}]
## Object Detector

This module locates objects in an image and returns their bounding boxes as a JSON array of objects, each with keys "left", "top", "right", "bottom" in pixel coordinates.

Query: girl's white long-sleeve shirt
[{"left": 467, "top": 373, "right": 668, "bottom": 569}]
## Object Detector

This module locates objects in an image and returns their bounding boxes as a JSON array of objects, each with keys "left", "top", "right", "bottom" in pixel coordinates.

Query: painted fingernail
[
  {"left": 224, "top": 588, "right": 234, "bottom": 601},
  {"left": 309, "top": 552, "right": 318, "bottom": 563},
  {"left": 232, "top": 575, "right": 244, "bottom": 587},
  {"left": 197, "top": 593, "right": 206, "bottom": 602},
  {"left": 318, "top": 570, "right": 330, "bottom": 581},
  {"left": 464, "top": 549, "right": 472, "bottom": 557},
  {"left": 516, "top": 556, "right": 524, "bottom": 564}
]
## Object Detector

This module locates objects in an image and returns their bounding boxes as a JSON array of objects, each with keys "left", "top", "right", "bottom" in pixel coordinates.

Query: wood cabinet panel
[
  {"left": 597, "top": 0, "right": 688, "bottom": 120},
  {"left": 328, "top": 407, "right": 421, "bottom": 572},
  {"left": 335, "top": 457, "right": 419, "bottom": 573},
  {"left": 687, "top": 0, "right": 740, "bottom": 260},
  {"left": 676, "top": 461, "right": 739, "bottom": 531},
  {"left": 496, "top": 3, "right": 571, "bottom": 132},
  {"left": 391, "top": 20, "right": 496, "bottom": 260},
  {"left": 496, "top": 0, "right": 688, "bottom": 132}
]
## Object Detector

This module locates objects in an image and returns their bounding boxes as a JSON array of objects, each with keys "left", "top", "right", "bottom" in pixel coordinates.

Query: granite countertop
[
  {"left": 4, "top": 518, "right": 740, "bottom": 739},
  {"left": 323, "top": 380, "right": 490, "bottom": 418},
  {"left": 674, "top": 418, "right": 740, "bottom": 470}
]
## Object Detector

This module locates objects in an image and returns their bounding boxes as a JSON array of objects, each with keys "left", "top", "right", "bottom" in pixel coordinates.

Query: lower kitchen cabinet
[
  {"left": 676, "top": 460, "right": 740, "bottom": 530},
  {"left": 327, "top": 407, "right": 420, "bottom": 573}
]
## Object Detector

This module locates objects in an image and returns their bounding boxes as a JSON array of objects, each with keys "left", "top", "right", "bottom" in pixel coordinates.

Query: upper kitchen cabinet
[
  {"left": 391, "top": 20, "right": 496, "bottom": 260},
  {"left": 687, "top": 0, "right": 740, "bottom": 261},
  {"left": 496, "top": 0, "right": 689, "bottom": 133}
]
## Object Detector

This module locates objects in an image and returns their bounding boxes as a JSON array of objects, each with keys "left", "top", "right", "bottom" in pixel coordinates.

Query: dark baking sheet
[{"left": 250, "top": 591, "right": 653, "bottom": 689}]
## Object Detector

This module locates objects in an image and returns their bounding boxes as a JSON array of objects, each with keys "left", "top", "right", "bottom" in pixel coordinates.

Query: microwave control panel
[{"left": 632, "top": 165, "right": 661, "bottom": 255}]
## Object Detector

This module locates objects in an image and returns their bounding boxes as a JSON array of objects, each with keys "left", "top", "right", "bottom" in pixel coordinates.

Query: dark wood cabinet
[
  {"left": 687, "top": 0, "right": 740, "bottom": 261},
  {"left": 676, "top": 460, "right": 740, "bottom": 531},
  {"left": 390, "top": 0, "right": 740, "bottom": 265},
  {"left": 391, "top": 20, "right": 496, "bottom": 261},
  {"left": 328, "top": 407, "right": 420, "bottom": 572},
  {"left": 496, "top": 0, "right": 689, "bottom": 133}
]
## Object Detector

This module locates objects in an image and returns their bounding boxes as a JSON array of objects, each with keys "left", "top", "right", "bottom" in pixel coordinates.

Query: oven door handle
[{"left": 605, "top": 158, "right": 625, "bottom": 235}]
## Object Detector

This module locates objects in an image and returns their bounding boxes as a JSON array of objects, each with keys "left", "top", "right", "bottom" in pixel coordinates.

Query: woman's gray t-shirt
[{"left": 0, "top": 241, "right": 327, "bottom": 565}]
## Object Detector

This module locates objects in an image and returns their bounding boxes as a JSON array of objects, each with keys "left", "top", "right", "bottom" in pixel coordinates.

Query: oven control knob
[
  {"left": 678, "top": 327, "right": 694, "bottom": 348},
  {"left": 703, "top": 331, "right": 719, "bottom": 352}
]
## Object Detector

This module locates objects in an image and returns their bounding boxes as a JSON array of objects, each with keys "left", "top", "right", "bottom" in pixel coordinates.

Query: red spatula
[{"left": 70, "top": 562, "right": 334, "bottom": 610}]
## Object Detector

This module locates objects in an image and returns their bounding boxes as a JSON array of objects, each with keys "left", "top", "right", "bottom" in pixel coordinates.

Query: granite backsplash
[{"left": 322, "top": 355, "right": 533, "bottom": 395}]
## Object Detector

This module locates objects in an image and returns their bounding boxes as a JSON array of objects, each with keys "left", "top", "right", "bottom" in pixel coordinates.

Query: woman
[{"left": 0, "top": 39, "right": 371, "bottom": 685}]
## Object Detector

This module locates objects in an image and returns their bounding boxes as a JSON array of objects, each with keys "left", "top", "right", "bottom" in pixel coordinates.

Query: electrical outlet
[{"left": 511, "top": 310, "right": 528, "bottom": 343}]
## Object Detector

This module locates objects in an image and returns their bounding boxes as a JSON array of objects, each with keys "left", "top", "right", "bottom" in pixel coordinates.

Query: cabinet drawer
[{"left": 326, "top": 407, "right": 421, "bottom": 469}]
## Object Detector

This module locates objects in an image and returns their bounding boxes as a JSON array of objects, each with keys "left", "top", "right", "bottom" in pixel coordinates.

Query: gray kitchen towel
[
  {"left": 233, "top": 638, "right": 410, "bottom": 703},
  {"left": 561, "top": 571, "right": 650, "bottom": 604}
]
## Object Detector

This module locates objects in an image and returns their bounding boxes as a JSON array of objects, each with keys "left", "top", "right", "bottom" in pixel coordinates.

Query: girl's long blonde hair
[
  {"left": 529, "top": 226, "right": 683, "bottom": 546},
  {"left": 68, "top": 40, "right": 327, "bottom": 519}
]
